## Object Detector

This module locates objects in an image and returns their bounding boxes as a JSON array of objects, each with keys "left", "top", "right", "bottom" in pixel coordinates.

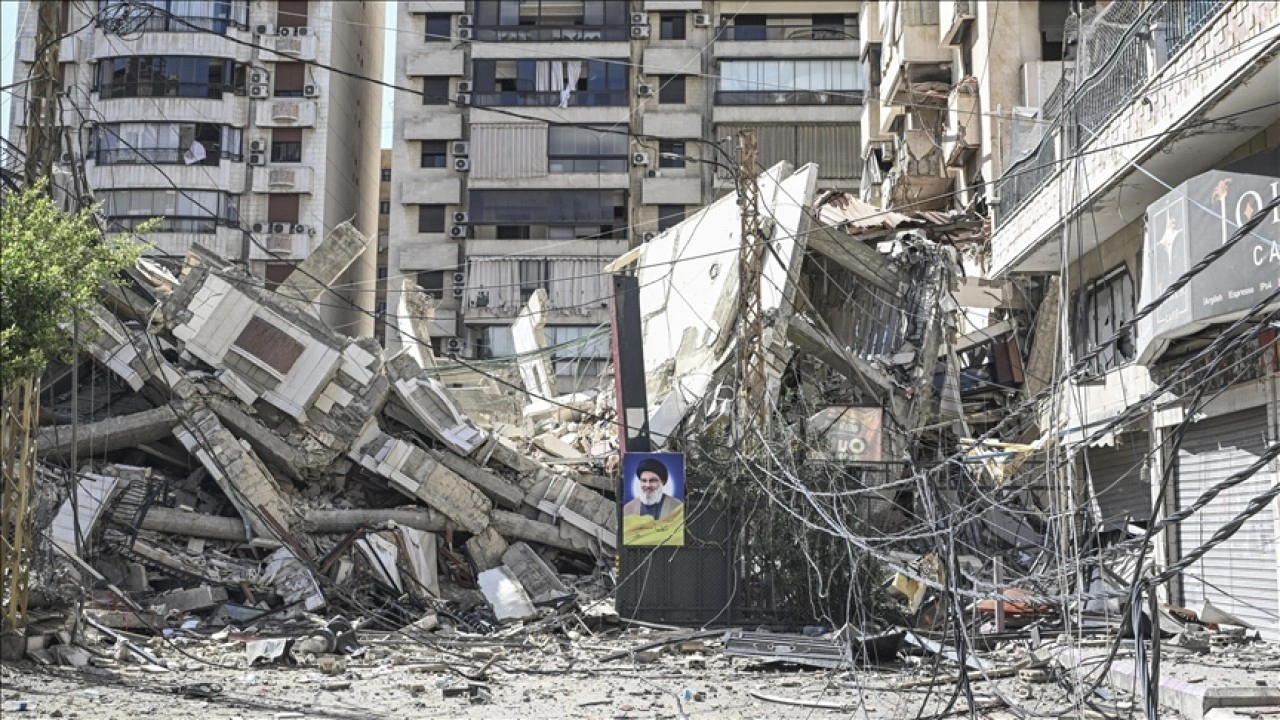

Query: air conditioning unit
[
  {"left": 452, "top": 271, "right": 466, "bottom": 285},
  {"left": 445, "top": 338, "right": 464, "bottom": 353},
  {"left": 636, "top": 84, "right": 654, "bottom": 97},
  {"left": 454, "top": 158, "right": 471, "bottom": 172},
  {"left": 278, "top": 26, "right": 293, "bottom": 37},
  {"left": 249, "top": 85, "right": 268, "bottom": 98},
  {"left": 455, "top": 93, "right": 471, "bottom": 105},
  {"left": 630, "top": 12, "right": 647, "bottom": 25},
  {"left": 643, "top": 232, "right": 657, "bottom": 242},
  {"left": 251, "top": 222, "right": 267, "bottom": 233},
  {"left": 303, "top": 84, "right": 319, "bottom": 97},
  {"left": 249, "top": 152, "right": 266, "bottom": 165},
  {"left": 449, "top": 225, "right": 467, "bottom": 238},
  {"left": 458, "top": 15, "right": 474, "bottom": 27},
  {"left": 295, "top": 26, "right": 311, "bottom": 36},
  {"left": 249, "top": 70, "right": 269, "bottom": 85},
  {"left": 291, "top": 224, "right": 307, "bottom": 234},
  {"left": 254, "top": 23, "right": 274, "bottom": 36},
  {"left": 647, "top": 169, "right": 661, "bottom": 178},
  {"left": 451, "top": 141, "right": 470, "bottom": 157},
  {"left": 452, "top": 287, "right": 464, "bottom": 299},
  {"left": 458, "top": 27, "right": 474, "bottom": 40},
  {"left": 249, "top": 139, "right": 266, "bottom": 152},
  {"left": 456, "top": 80, "right": 472, "bottom": 93},
  {"left": 630, "top": 25, "right": 650, "bottom": 39},
  {"left": 307, "top": 226, "right": 317, "bottom": 237},
  {"left": 59, "top": 152, "right": 74, "bottom": 164},
  {"left": 271, "top": 222, "right": 290, "bottom": 234},
  {"left": 452, "top": 211, "right": 469, "bottom": 224},
  {"left": 693, "top": 14, "right": 713, "bottom": 28},
  {"left": 632, "top": 152, "right": 649, "bottom": 166}
]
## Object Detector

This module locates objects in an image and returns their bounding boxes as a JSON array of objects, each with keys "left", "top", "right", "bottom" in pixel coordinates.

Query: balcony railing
[
  {"left": 93, "top": 147, "right": 225, "bottom": 166},
  {"left": 472, "top": 25, "right": 629, "bottom": 42},
  {"left": 715, "top": 89, "right": 864, "bottom": 106},
  {"left": 96, "top": 82, "right": 232, "bottom": 100},
  {"left": 469, "top": 90, "right": 628, "bottom": 107},
  {"left": 108, "top": 14, "right": 245, "bottom": 34},
  {"left": 717, "top": 25, "right": 858, "bottom": 41},
  {"left": 996, "top": 0, "right": 1227, "bottom": 222},
  {"left": 106, "top": 216, "right": 220, "bottom": 234}
]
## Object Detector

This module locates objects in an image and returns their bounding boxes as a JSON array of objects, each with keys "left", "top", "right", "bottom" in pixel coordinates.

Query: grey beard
[{"left": 639, "top": 489, "right": 664, "bottom": 506}]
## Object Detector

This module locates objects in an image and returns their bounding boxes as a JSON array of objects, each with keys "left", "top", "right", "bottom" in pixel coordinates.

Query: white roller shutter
[{"left": 1176, "top": 408, "right": 1280, "bottom": 641}]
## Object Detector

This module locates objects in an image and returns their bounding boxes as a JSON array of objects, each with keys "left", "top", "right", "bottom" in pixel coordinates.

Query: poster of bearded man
[{"left": 620, "top": 452, "right": 685, "bottom": 546}]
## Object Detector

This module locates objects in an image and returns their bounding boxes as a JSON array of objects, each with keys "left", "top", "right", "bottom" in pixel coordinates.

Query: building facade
[
  {"left": 7, "top": 0, "right": 385, "bottom": 336},
  {"left": 387, "top": 0, "right": 865, "bottom": 387}
]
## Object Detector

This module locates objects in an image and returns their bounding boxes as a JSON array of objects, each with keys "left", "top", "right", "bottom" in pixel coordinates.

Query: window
[
  {"left": 469, "top": 59, "right": 627, "bottom": 107},
  {"left": 547, "top": 126, "right": 628, "bottom": 173},
  {"left": 263, "top": 262, "right": 294, "bottom": 291},
  {"left": 273, "top": 62, "right": 306, "bottom": 97},
  {"left": 277, "top": 0, "right": 308, "bottom": 28},
  {"left": 377, "top": 266, "right": 388, "bottom": 280},
  {"left": 468, "top": 190, "right": 627, "bottom": 226},
  {"left": 91, "top": 122, "right": 232, "bottom": 165},
  {"left": 270, "top": 128, "right": 302, "bottom": 163},
  {"left": 1073, "top": 267, "right": 1136, "bottom": 376},
  {"left": 518, "top": 259, "right": 549, "bottom": 301},
  {"left": 380, "top": 168, "right": 391, "bottom": 181},
  {"left": 424, "top": 13, "right": 451, "bottom": 41},
  {"left": 471, "top": 0, "right": 628, "bottom": 41},
  {"left": 657, "top": 205, "right": 685, "bottom": 232},
  {"left": 233, "top": 316, "right": 305, "bottom": 375},
  {"left": 420, "top": 140, "right": 448, "bottom": 168},
  {"left": 718, "top": 59, "right": 863, "bottom": 104},
  {"left": 95, "top": 56, "right": 238, "bottom": 99},
  {"left": 729, "top": 14, "right": 766, "bottom": 40},
  {"left": 657, "top": 75, "right": 685, "bottom": 104},
  {"left": 267, "top": 194, "right": 300, "bottom": 224},
  {"left": 376, "top": 301, "right": 388, "bottom": 315},
  {"left": 100, "top": 188, "right": 235, "bottom": 233},
  {"left": 497, "top": 225, "right": 531, "bottom": 239},
  {"left": 658, "top": 140, "right": 686, "bottom": 168},
  {"left": 422, "top": 76, "right": 449, "bottom": 105},
  {"left": 418, "top": 204, "right": 446, "bottom": 233},
  {"left": 416, "top": 270, "right": 445, "bottom": 299},
  {"left": 659, "top": 13, "right": 686, "bottom": 40},
  {"left": 379, "top": 201, "right": 390, "bottom": 214}
]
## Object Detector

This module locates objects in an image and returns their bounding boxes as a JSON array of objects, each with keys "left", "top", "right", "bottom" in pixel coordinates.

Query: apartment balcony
[
  {"left": 261, "top": 33, "right": 318, "bottom": 63},
  {"left": 74, "top": 96, "right": 249, "bottom": 127},
  {"left": 989, "top": 0, "right": 1280, "bottom": 277},
  {"left": 469, "top": 40, "right": 628, "bottom": 62},
  {"left": 642, "top": 1, "right": 703, "bottom": 10},
  {"left": 405, "top": 48, "right": 466, "bottom": 77},
  {"left": 641, "top": 111, "right": 703, "bottom": 139},
  {"left": 938, "top": 1, "right": 976, "bottom": 46},
  {"left": 642, "top": 47, "right": 701, "bottom": 76},
  {"left": 398, "top": 173, "right": 463, "bottom": 205},
  {"left": 403, "top": 115, "right": 464, "bottom": 141},
  {"left": 713, "top": 25, "right": 859, "bottom": 60},
  {"left": 713, "top": 102, "right": 862, "bottom": 125},
  {"left": 85, "top": 158, "right": 247, "bottom": 192},
  {"left": 880, "top": 38, "right": 952, "bottom": 106},
  {"left": 251, "top": 165, "right": 314, "bottom": 193},
  {"left": 642, "top": 176, "right": 702, "bottom": 205},
  {"left": 254, "top": 99, "right": 318, "bottom": 128},
  {"left": 881, "top": 129, "right": 954, "bottom": 211},
  {"left": 89, "top": 27, "right": 251, "bottom": 62},
  {"left": 713, "top": 89, "right": 863, "bottom": 106},
  {"left": 942, "top": 83, "right": 980, "bottom": 168},
  {"left": 859, "top": 0, "right": 882, "bottom": 59},
  {"left": 468, "top": 90, "right": 628, "bottom": 108}
]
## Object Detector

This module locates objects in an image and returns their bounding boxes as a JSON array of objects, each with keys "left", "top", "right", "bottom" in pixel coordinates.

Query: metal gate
[
  {"left": 1081, "top": 432, "right": 1152, "bottom": 531},
  {"left": 1176, "top": 408, "right": 1280, "bottom": 641}
]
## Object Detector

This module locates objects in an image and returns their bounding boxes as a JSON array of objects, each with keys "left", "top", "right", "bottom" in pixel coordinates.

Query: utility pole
[
  {"left": 24, "top": 0, "right": 63, "bottom": 188},
  {"left": 735, "top": 129, "right": 766, "bottom": 443}
]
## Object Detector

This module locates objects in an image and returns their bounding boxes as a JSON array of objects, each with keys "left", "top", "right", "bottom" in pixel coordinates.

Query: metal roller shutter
[
  {"left": 1080, "top": 432, "right": 1152, "bottom": 531},
  {"left": 1176, "top": 408, "right": 1280, "bottom": 641}
]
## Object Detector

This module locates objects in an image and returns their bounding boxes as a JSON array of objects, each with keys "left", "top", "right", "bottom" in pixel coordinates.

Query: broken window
[{"left": 1072, "top": 266, "right": 1136, "bottom": 376}]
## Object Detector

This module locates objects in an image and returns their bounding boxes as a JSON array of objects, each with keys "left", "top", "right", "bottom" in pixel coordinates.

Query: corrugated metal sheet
[
  {"left": 470, "top": 123, "right": 548, "bottom": 180},
  {"left": 1080, "top": 432, "right": 1151, "bottom": 531},
  {"left": 718, "top": 124, "right": 861, "bottom": 180},
  {"left": 1176, "top": 408, "right": 1279, "bottom": 641}
]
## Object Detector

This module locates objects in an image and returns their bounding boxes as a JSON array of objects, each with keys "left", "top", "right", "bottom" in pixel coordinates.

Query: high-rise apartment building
[
  {"left": 388, "top": 1, "right": 865, "bottom": 381},
  {"left": 7, "top": 0, "right": 384, "bottom": 335}
]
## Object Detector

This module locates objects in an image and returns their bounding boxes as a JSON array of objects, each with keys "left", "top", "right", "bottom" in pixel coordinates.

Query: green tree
[{"left": 1, "top": 182, "right": 144, "bottom": 386}]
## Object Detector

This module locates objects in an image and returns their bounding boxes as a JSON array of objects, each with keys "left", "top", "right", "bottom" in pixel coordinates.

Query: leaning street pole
[{"left": 734, "top": 129, "right": 766, "bottom": 445}]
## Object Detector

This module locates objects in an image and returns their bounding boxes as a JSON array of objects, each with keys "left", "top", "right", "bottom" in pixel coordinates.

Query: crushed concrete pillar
[
  {"left": 302, "top": 508, "right": 598, "bottom": 554},
  {"left": 37, "top": 405, "right": 178, "bottom": 459},
  {"left": 465, "top": 526, "right": 509, "bottom": 572},
  {"left": 205, "top": 396, "right": 304, "bottom": 480},
  {"left": 510, "top": 289, "right": 557, "bottom": 417},
  {"left": 395, "top": 277, "right": 440, "bottom": 370},
  {"left": 385, "top": 353, "right": 489, "bottom": 456},
  {"left": 525, "top": 473, "right": 617, "bottom": 551},
  {"left": 502, "top": 542, "right": 570, "bottom": 603},
  {"left": 276, "top": 221, "right": 371, "bottom": 307},
  {"left": 140, "top": 507, "right": 247, "bottom": 542},
  {"left": 430, "top": 448, "right": 525, "bottom": 510},
  {"left": 349, "top": 433, "right": 492, "bottom": 534},
  {"left": 173, "top": 407, "right": 297, "bottom": 540}
]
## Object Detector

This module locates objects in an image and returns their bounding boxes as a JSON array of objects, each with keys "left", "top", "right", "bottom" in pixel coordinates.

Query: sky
[{"left": 0, "top": 1, "right": 398, "bottom": 148}]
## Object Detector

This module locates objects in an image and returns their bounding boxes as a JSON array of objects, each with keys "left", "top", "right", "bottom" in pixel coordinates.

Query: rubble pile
[{"left": 21, "top": 223, "right": 624, "bottom": 662}]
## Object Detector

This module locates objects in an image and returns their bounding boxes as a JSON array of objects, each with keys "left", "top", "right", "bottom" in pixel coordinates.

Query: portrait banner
[{"left": 620, "top": 452, "right": 685, "bottom": 547}]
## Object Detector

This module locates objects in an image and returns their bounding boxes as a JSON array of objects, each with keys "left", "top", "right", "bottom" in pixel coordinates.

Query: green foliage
[{"left": 0, "top": 181, "right": 144, "bottom": 386}]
